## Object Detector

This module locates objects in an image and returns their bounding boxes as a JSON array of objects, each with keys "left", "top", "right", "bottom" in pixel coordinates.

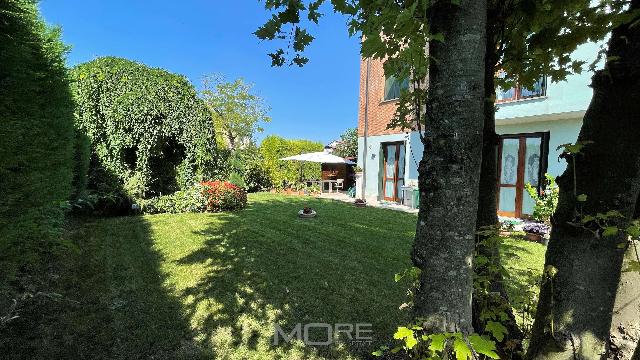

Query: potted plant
[
  {"left": 354, "top": 199, "right": 367, "bottom": 208},
  {"left": 522, "top": 222, "right": 550, "bottom": 243},
  {"left": 298, "top": 206, "right": 317, "bottom": 218}
]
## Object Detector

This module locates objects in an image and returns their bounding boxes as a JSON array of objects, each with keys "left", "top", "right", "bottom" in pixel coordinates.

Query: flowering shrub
[
  {"left": 523, "top": 222, "right": 550, "bottom": 235},
  {"left": 200, "top": 181, "right": 247, "bottom": 212},
  {"left": 140, "top": 181, "right": 247, "bottom": 214}
]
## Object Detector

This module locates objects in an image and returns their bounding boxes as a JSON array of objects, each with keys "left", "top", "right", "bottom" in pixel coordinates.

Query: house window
[
  {"left": 497, "top": 132, "right": 550, "bottom": 218},
  {"left": 383, "top": 75, "right": 409, "bottom": 101},
  {"left": 496, "top": 75, "right": 547, "bottom": 103}
]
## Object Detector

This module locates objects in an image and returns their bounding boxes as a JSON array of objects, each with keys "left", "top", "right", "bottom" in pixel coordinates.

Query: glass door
[
  {"left": 497, "top": 133, "right": 547, "bottom": 218},
  {"left": 382, "top": 142, "right": 405, "bottom": 202}
]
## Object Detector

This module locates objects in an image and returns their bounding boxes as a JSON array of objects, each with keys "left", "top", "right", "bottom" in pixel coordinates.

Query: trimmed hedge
[
  {"left": 71, "top": 57, "right": 218, "bottom": 203},
  {"left": 259, "top": 135, "right": 324, "bottom": 188},
  {"left": 0, "top": 0, "right": 75, "bottom": 284}
]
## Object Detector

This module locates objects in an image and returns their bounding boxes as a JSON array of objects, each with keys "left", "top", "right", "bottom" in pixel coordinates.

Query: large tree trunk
[
  {"left": 411, "top": 0, "right": 487, "bottom": 333},
  {"left": 472, "top": 27, "right": 524, "bottom": 357},
  {"left": 527, "top": 2, "right": 640, "bottom": 358},
  {"left": 607, "top": 242, "right": 640, "bottom": 360}
]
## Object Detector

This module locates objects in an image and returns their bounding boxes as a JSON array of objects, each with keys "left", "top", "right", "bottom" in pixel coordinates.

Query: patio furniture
[
  {"left": 334, "top": 179, "right": 344, "bottom": 191},
  {"left": 321, "top": 179, "right": 338, "bottom": 193}
]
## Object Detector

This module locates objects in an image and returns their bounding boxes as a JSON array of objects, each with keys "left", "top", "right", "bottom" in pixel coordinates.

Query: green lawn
[{"left": 9, "top": 193, "right": 546, "bottom": 359}]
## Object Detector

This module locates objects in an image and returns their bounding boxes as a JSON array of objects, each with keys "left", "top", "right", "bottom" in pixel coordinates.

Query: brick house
[{"left": 357, "top": 42, "right": 600, "bottom": 218}]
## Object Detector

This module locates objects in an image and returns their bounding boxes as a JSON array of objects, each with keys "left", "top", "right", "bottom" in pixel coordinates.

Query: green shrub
[
  {"left": 227, "top": 172, "right": 247, "bottom": 189},
  {"left": 259, "top": 135, "right": 323, "bottom": 188},
  {"left": 71, "top": 57, "right": 218, "bottom": 204},
  {"left": 524, "top": 173, "right": 559, "bottom": 223},
  {"left": 140, "top": 184, "right": 208, "bottom": 214},
  {"left": 71, "top": 128, "right": 91, "bottom": 199},
  {"left": 0, "top": 0, "right": 75, "bottom": 284}
]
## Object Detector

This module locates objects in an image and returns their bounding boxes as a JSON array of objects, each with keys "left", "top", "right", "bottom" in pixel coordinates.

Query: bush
[
  {"left": 201, "top": 181, "right": 248, "bottom": 212},
  {"left": 0, "top": 0, "right": 75, "bottom": 286},
  {"left": 259, "top": 135, "right": 324, "bottom": 188},
  {"left": 71, "top": 57, "right": 218, "bottom": 203},
  {"left": 524, "top": 173, "right": 559, "bottom": 223},
  {"left": 140, "top": 184, "right": 208, "bottom": 214},
  {"left": 141, "top": 181, "right": 247, "bottom": 214}
]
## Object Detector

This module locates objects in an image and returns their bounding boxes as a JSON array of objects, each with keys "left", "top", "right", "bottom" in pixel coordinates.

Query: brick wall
[{"left": 357, "top": 57, "right": 404, "bottom": 137}]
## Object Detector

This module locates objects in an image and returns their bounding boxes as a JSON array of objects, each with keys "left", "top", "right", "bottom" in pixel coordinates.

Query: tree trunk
[
  {"left": 472, "top": 30, "right": 524, "bottom": 357},
  {"left": 607, "top": 241, "right": 640, "bottom": 360},
  {"left": 411, "top": 0, "right": 487, "bottom": 333},
  {"left": 528, "top": 2, "right": 640, "bottom": 358}
]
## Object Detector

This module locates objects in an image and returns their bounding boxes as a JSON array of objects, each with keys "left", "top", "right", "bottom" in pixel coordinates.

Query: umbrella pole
[{"left": 299, "top": 161, "right": 303, "bottom": 182}]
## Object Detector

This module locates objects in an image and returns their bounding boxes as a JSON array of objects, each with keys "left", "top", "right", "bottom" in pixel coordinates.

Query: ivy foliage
[
  {"left": 259, "top": 135, "right": 324, "bottom": 187},
  {"left": 71, "top": 57, "right": 218, "bottom": 199},
  {"left": 0, "top": 0, "right": 75, "bottom": 282}
]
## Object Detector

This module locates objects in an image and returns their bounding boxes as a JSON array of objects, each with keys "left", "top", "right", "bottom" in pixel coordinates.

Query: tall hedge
[
  {"left": 259, "top": 135, "right": 324, "bottom": 187},
  {"left": 0, "top": 1, "right": 75, "bottom": 283},
  {"left": 71, "top": 57, "right": 218, "bottom": 200}
]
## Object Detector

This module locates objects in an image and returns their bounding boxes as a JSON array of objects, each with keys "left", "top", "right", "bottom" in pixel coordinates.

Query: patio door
[
  {"left": 497, "top": 133, "right": 549, "bottom": 218},
  {"left": 382, "top": 142, "right": 405, "bottom": 202}
]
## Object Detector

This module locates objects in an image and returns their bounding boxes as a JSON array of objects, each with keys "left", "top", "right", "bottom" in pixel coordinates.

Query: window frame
[
  {"left": 382, "top": 75, "right": 409, "bottom": 102},
  {"left": 496, "top": 132, "right": 550, "bottom": 218},
  {"left": 496, "top": 76, "right": 547, "bottom": 104}
]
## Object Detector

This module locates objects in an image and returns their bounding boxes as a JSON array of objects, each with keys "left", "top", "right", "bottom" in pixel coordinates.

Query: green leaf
[
  {"left": 453, "top": 337, "right": 472, "bottom": 360},
  {"left": 485, "top": 321, "right": 508, "bottom": 342},
  {"left": 576, "top": 194, "right": 588, "bottom": 202},
  {"left": 428, "top": 333, "right": 447, "bottom": 352},
  {"left": 602, "top": 226, "right": 619, "bottom": 237},
  {"left": 469, "top": 334, "right": 500, "bottom": 359},
  {"left": 394, "top": 326, "right": 416, "bottom": 348}
]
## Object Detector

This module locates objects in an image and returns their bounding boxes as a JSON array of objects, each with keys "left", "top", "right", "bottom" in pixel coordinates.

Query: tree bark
[
  {"left": 527, "top": 2, "right": 640, "bottom": 358},
  {"left": 472, "top": 22, "right": 524, "bottom": 357},
  {"left": 607, "top": 241, "right": 640, "bottom": 360},
  {"left": 411, "top": 0, "right": 487, "bottom": 333}
]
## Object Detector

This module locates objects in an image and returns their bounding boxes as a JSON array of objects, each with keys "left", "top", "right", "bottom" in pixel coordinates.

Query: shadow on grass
[
  {"left": 175, "top": 194, "right": 416, "bottom": 359},
  {"left": 0, "top": 215, "right": 208, "bottom": 360}
]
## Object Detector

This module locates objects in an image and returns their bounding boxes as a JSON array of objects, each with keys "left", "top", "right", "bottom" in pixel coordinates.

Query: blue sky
[{"left": 40, "top": 0, "right": 361, "bottom": 145}]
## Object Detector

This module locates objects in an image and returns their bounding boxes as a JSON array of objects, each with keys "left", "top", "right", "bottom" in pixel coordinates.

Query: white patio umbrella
[{"left": 280, "top": 151, "right": 356, "bottom": 164}]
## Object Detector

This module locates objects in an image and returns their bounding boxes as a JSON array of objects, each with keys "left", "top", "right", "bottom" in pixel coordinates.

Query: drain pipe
[{"left": 362, "top": 57, "right": 371, "bottom": 201}]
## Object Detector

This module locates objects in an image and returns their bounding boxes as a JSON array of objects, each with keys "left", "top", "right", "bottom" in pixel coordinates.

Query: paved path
[{"left": 317, "top": 192, "right": 419, "bottom": 214}]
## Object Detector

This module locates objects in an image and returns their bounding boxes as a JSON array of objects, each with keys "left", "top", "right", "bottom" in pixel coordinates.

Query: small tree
[
  {"left": 333, "top": 128, "right": 357, "bottom": 159},
  {"left": 201, "top": 75, "right": 271, "bottom": 151}
]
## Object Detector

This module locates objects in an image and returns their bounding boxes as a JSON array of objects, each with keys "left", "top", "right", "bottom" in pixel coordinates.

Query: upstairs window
[
  {"left": 383, "top": 75, "right": 409, "bottom": 101},
  {"left": 496, "top": 73, "right": 546, "bottom": 103}
]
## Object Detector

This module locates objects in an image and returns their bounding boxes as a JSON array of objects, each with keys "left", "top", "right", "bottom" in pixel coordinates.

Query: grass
[{"left": 2, "top": 193, "right": 547, "bottom": 359}]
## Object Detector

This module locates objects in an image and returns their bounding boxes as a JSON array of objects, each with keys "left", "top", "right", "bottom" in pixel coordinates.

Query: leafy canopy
[
  {"left": 201, "top": 75, "right": 271, "bottom": 151},
  {"left": 255, "top": 0, "right": 626, "bottom": 133},
  {"left": 333, "top": 127, "right": 358, "bottom": 159}
]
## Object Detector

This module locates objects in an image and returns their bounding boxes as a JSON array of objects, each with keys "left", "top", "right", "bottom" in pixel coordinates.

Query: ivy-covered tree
[
  {"left": 72, "top": 57, "right": 218, "bottom": 200},
  {"left": 333, "top": 128, "right": 357, "bottom": 159},
  {"left": 201, "top": 75, "right": 271, "bottom": 151}
]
